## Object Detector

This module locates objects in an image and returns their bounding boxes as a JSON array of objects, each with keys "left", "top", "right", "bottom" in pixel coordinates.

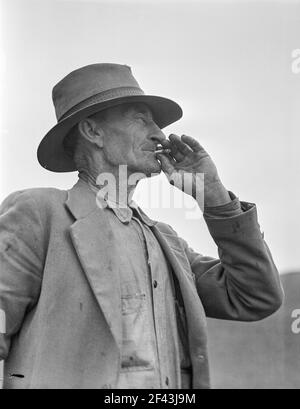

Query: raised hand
[{"left": 156, "top": 134, "right": 231, "bottom": 207}]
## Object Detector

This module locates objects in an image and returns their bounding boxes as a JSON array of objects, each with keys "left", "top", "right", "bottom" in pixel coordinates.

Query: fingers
[
  {"left": 181, "top": 134, "right": 204, "bottom": 153},
  {"left": 169, "top": 134, "right": 193, "bottom": 156},
  {"left": 169, "top": 141, "right": 185, "bottom": 162},
  {"left": 159, "top": 139, "right": 183, "bottom": 162},
  {"left": 161, "top": 134, "right": 207, "bottom": 164},
  {"left": 156, "top": 152, "right": 175, "bottom": 175},
  {"left": 169, "top": 133, "right": 206, "bottom": 155}
]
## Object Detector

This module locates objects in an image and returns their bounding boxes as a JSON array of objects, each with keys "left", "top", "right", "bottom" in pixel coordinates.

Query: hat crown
[{"left": 52, "top": 63, "right": 143, "bottom": 121}]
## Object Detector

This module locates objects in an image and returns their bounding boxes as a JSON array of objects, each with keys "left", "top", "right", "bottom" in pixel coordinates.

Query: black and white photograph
[{"left": 0, "top": 0, "right": 299, "bottom": 393}]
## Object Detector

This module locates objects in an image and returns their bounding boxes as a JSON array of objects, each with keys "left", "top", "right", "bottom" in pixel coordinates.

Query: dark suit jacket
[{"left": 0, "top": 179, "right": 283, "bottom": 388}]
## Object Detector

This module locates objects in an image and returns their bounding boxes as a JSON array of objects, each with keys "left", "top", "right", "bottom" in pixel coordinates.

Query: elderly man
[{"left": 0, "top": 63, "right": 283, "bottom": 389}]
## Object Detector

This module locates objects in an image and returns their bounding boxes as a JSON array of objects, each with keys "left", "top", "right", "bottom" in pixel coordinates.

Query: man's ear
[{"left": 78, "top": 118, "right": 104, "bottom": 148}]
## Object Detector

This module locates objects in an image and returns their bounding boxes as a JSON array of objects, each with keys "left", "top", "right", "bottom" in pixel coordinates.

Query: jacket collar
[
  {"left": 66, "top": 178, "right": 156, "bottom": 226},
  {"left": 65, "top": 178, "right": 98, "bottom": 220}
]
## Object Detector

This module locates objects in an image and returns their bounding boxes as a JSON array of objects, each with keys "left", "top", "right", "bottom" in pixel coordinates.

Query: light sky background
[{"left": 0, "top": 0, "right": 299, "bottom": 273}]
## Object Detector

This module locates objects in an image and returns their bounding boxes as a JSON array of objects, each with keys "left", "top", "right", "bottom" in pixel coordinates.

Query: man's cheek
[{"left": 109, "top": 144, "right": 127, "bottom": 163}]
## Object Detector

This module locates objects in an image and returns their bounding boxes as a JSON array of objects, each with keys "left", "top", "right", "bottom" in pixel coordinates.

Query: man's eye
[{"left": 136, "top": 116, "right": 147, "bottom": 125}]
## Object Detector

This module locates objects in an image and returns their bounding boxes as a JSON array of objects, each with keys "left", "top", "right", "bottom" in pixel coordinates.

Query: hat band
[{"left": 59, "top": 86, "right": 144, "bottom": 122}]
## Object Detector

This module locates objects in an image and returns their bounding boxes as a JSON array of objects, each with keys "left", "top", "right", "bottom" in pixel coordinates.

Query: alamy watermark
[
  {"left": 93, "top": 165, "right": 205, "bottom": 220},
  {"left": 291, "top": 49, "right": 300, "bottom": 74},
  {"left": 0, "top": 309, "right": 5, "bottom": 334},
  {"left": 291, "top": 309, "right": 300, "bottom": 334}
]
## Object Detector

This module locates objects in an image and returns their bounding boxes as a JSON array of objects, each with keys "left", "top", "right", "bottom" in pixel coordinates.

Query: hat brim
[{"left": 37, "top": 94, "right": 183, "bottom": 172}]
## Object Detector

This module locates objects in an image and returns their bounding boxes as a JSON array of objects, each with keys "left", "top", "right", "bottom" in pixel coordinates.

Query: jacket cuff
[
  {"left": 204, "top": 200, "right": 263, "bottom": 240},
  {"left": 203, "top": 191, "right": 243, "bottom": 219}
]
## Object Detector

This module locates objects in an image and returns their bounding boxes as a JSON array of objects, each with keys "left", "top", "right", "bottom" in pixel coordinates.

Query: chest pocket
[
  {"left": 120, "top": 283, "right": 155, "bottom": 370},
  {"left": 121, "top": 292, "right": 146, "bottom": 315}
]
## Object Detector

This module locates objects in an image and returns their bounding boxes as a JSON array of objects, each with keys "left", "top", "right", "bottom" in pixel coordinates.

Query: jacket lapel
[
  {"left": 151, "top": 224, "right": 208, "bottom": 346},
  {"left": 65, "top": 180, "right": 122, "bottom": 349}
]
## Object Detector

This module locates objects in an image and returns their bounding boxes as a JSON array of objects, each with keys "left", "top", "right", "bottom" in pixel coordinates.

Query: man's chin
[
  {"left": 144, "top": 159, "right": 162, "bottom": 177},
  {"left": 145, "top": 168, "right": 162, "bottom": 178},
  {"left": 127, "top": 157, "right": 162, "bottom": 178},
  {"left": 131, "top": 158, "right": 161, "bottom": 177}
]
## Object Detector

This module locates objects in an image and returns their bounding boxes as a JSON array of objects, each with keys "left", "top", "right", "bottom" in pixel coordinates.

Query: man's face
[{"left": 98, "top": 103, "right": 166, "bottom": 176}]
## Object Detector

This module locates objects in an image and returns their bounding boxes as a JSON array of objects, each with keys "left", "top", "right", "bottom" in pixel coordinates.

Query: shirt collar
[{"left": 79, "top": 177, "right": 156, "bottom": 226}]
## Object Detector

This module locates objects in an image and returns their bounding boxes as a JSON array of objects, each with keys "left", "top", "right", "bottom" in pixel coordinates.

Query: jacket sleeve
[
  {"left": 0, "top": 191, "right": 44, "bottom": 361},
  {"left": 181, "top": 201, "right": 284, "bottom": 321}
]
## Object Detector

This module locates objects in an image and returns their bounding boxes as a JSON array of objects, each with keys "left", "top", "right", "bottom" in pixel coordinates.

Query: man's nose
[{"left": 148, "top": 122, "right": 166, "bottom": 144}]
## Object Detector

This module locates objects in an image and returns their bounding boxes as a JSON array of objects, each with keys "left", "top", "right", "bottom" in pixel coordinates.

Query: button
[
  {"left": 197, "top": 354, "right": 205, "bottom": 361},
  {"left": 165, "top": 376, "right": 169, "bottom": 386},
  {"left": 153, "top": 280, "right": 158, "bottom": 288}
]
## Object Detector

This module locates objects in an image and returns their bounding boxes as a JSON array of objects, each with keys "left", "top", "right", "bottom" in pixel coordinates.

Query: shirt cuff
[{"left": 203, "top": 191, "right": 244, "bottom": 219}]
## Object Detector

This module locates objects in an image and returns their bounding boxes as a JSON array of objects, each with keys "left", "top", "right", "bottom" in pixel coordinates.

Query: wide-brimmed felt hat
[{"left": 37, "top": 63, "right": 183, "bottom": 172}]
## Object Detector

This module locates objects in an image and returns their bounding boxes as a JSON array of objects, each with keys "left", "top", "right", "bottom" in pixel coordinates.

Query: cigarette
[{"left": 155, "top": 148, "right": 171, "bottom": 154}]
